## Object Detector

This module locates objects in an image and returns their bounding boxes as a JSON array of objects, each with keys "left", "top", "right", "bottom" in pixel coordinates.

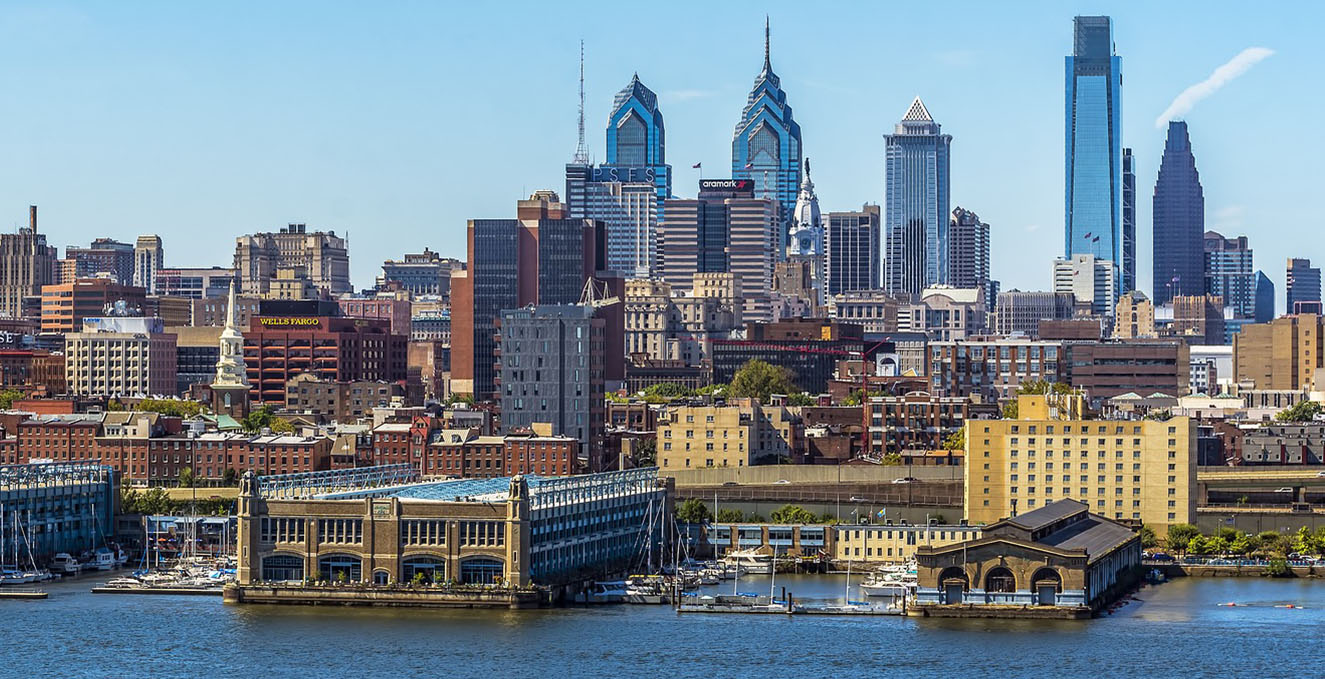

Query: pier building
[{"left": 0, "top": 462, "right": 116, "bottom": 561}]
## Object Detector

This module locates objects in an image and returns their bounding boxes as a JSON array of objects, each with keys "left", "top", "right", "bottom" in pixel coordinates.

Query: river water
[{"left": 3, "top": 574, "right": 1321, "bottom": 678}]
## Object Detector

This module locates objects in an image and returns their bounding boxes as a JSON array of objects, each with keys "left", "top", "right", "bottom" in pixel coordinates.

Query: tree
[
  {"left": 222, "top": 468, "right": 238, "bottom": 486},
  {"left": 641, "top": 383, "right": 693, "bottom": 403},
  {"left": 695, "top": 383, "right": 728, "bottom": 398},
  {"left": 839, "top": 389, "right": 865, "bottom": 406},
  {"left": 942, "top": 429, "right": 966, "bottom": 451},
  {"left": 241, "top": 406, "right": 278, "bottom": 433},
  {"left": 177, "top": 467, "right": 197, "bottom": 488},
  {"left": 633, "top": 438, "right": 656, "bottom": 467},
  {"left": 1138, "top": 525, "right": 1158, "bottom": 549},
  {"left": 134, "top": 398, "right": 203, "bottom": 419},
  {"left": 0, "top": 388, "right": 24, "bottom": 410},
  {"left": 786, "top": 392, "right": 815, "bottom": 407},
  {"left": 1166, "top": 523, "right": 1201, "bottom": 553},
  {"left": 728, "top": 360, "right": 797, "bottom": 402},
  {"left": 675, "top": 498, "right": 712, "bottom": 524},
  {"left": 269, "top": 417, "right": 296, "bottom": 434},
  {"left": 1228, "top": 533, "right": 1254, "bottom": 555},
  {"left": 715, "top": 508, "right": 746, "bottom": 523},
  {"left": 107, "top": 399, "right": 126, "bottom": 411},
  {"left": 1275, "top": 400, "right": 1322, "bottom": 423},
  {"left": 1017, "top": 380, "right": 1073, "bottom": 395},
  {"left": 769, "top": 504, "right": 819, "bottom": 524},
  {"left": 1001, "top": 401, "right": 1019, "bottom": 419}
]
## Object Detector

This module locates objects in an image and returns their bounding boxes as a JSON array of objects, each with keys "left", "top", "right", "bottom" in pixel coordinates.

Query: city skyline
[{"left": 0, "top": 1, "right": 1302, "bottom": 306}]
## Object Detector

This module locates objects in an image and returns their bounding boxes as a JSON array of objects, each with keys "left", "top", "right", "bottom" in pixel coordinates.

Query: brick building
[{"left": 244, "top": 313, "right": 406, "bottom": 405}]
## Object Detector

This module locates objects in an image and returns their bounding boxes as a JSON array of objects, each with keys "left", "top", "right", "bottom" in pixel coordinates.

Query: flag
[
  {"left": 1092, "top": 236, "right": 1099, "bottom": 243},
  {"left": 744, "top": 162, "right": 754, "bottom": 169},
  {"left": 692, "top": 162, "right": 701, "bottom": 169},
  {"left": 1083, "top": 232, "right": 1092, "bottom": 239}
]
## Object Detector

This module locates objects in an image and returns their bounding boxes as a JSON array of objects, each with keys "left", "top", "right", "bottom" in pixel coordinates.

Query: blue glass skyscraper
[
  {"left": 732, "top": 19, "right": 801, "bottom": 243},
  {"left": 606, "top": 73, "right": 671, "bottom": 215},
  {"left": 1152, "top": 121, "right": 1205, "bottom": 306},
  {"left": 883, "top": 97, "right": 951, "bottom": 297},
  {"left": 1065, "top": 15, "right": 1122, "bottom": 290}
]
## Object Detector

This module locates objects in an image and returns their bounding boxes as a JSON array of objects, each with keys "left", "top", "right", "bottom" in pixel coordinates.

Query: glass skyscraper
[
  {"left": 1064, "top": 15, "right": 1122, "bottom": 290},
  {"left": 1121, "top": 147, "right": 1135, "bottom": 293},
  {"left": 606, "top": 74, "right": 670, "bottom": 218},
  {"left": 1152, "top": 121, "right": 1205, "bottom": 306},
  {"left": 884, "top": 97, "right": 951, "bottom": 297},
  {"left": 1254, "top": 270, "right": 1275, "bottom": 323},
  {"left": 732, "top": 19, "right": 801, "bottom": 242},
  {"left": 1204, "top": 231, "right": 1254, "bottom": 318}
]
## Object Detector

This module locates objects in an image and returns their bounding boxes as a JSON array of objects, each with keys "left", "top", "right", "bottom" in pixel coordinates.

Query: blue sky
[{"left": 0, "top": 1, "right": 1312, "bottom": 308}]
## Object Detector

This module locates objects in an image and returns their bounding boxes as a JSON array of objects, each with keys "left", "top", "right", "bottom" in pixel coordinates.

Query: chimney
[{"left": 29, "top": 205, "right": 37, "bottom": 232}]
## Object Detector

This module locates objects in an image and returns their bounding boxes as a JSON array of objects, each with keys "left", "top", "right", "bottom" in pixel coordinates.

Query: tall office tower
[
  {"left": 732, "top": 18, "right": 802, "bottom": 237},
  {"left": 606, "top": 74, "right": 671, "bottom": 217},
  {"left": 1064, "top": 15, "right": 1122, "bottom": 293},
  {"left": 65, "top": 238, "right": 135, "bottom": 284},
  {"left": 233, "top": 224, "right": 350, "bottom": 297},
  {"left": 1254, "top": 270, "right": 1275, "bottom": 322},
  {"left": 498, "top": 304, "right": 606, "bottom": 467},
  {"left": 785, "top": 159, "right": 823, "bottom": 304},
  {"left": 1121, "top": 148, "right": 1135, "bottom": 292},
  {"left": 379, "top": 249, "right": 462, "bottom": 298},
  {"left": 134, "top": 235, "right": 164, "bottom": 292},
  {"left": 0, "top": 206, "right": 57, "bottom": 319},
  {"left": 1152, "top": 121, "right": 1205, "bottom": 305},
  {"left": 659, "top": 180, "right": 778, "bottom": 321},
  {"left": 1286, "top": 258, "right": 1321, "bottom": 312},
  {"left": 948, "top": 207, "right": 991, "bottom": 299},
  {"left": 1203, "top": 231, "right": 1254, "bottom": 318},
  {"left": 1053, "top": 254, "right": 1116, "bottom": 317},
  {"left": 451, "top": 191, "right": 621, "bottom": 400},
  {"left": 825, "top": 204, "right": 880, "bottom": 296},
  {"left": 884, "top": 97, "right": 951, "bottom": 298}
]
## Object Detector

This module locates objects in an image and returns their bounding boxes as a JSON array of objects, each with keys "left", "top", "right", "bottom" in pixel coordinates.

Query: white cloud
[
  {"left": 1024, "top": 223, "right": 1041, "bottom": 233},
  {"left": 661, "top": 89, "right": 713, "bottom": 102},
  {"left": 1155, "top": 47, "right": 1274, "bottom": 128}
]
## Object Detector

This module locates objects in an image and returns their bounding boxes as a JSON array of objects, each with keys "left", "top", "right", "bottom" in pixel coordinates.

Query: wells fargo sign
[{"left": 259, "top": 317, "right": 321, "bottom": 327}]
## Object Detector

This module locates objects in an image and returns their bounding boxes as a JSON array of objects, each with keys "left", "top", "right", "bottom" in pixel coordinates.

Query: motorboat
[
  {"left": 90, "top": 548, "right": 117, "bottom": 571},
  {"left": 0, "top": 566, "right": 34, "bottom": 585},
  {"left": 51, "top": 553, "right": 82, "bottom": 575},
  {"left": 721, "top": 550, "right": 773, "bottom": 575},
  {"left": 859, "top": 576, "right": 914, "bottom": 598}
]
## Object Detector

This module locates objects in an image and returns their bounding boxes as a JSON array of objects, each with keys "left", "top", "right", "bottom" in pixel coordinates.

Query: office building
[
  {"left": 1172, "top": 294, "right": 1225, "bottom": 345},
  {"left": 172, "top": 325, "right": 222, "bottom": 396},
  {"left": 498, "top": 304, "right": 606, "bottom": 470},
  {"left": 0, "top": 462, "right": 116, "bottom": 562},
  {"left": 710, "top": 320, "right": 871, "bottom": 394},
  {"left": 1254, "top": 270, "right": 1275, "bottom": 323},
  {"left": 1152, "top": 121, "right": 1205, "bottom": 305},
  {"left": 899, "top": 286, "right": 987, "bottom": 341},
  {"left": 154, "top": 267, "right": 235, "bottom": 299},
  {"left": 992, "top": 290, "right": 1077, "bottom": 337},
  {"left": 864, "top": 392, "right": 969, "bottom": 457},
  {"left": 283, "top": 373, "right": 402, "bottom": 422},
  {"left": 338, "top": 294, "right": 411, "bottom": 335},
  {"left": 1062, "top": 340, "right": 1189, "bottom": 403},
  {"left": 451, "top": 192, "right": 616, "bottom": 400},
  {"left": 624, "top": 275, "right": 741, "bottom": 366},
  {"left": 1121, "top": 147, "right": 1135, "bottom": 293},
  {"left": 1233, "top": 314, "right": 1325, "bottom": 391},
  {"left": 0, "top": 206, "right": 58, "bottom": 320},
  {"left": 233, "top": 224, "right": 350, "bottom": 297},
  {"left": 948, "top": 207, "right": 993, "bottom": 302},
  {"left": 379, "top": 249, "right": 461, "bottom": 299},
  {"left": 656, "top": 400, "right": 796, "bottom": 470},
  {"left": 64, "top": 239, "right": 134, "bottom": 285},
  {"left": 191, "top": 293, "right": 261, "bottom": 328},
  {"left": 1064, "top": 16, "right": 1123, "bottom": 293},
  {"left": 1113, "top": 291, "right": 1155, "bottom": 339},
  {"left": 659, "top": 180, "right": 778, "bottom": 320},
  {"left": 731, "top": 19, "right": 802, "bottom": 235},
  {"left": 40, "top": 279, "right": 149, "bottom": 334},
  {"left": 929, "top": 338, "right": 1064, "bottom": 402},
  {"left": 1286, "top": 258, "right": 1321, "bottom": 312},
  {"left": 1203, "top": 231, "right": 1254, "bottom": 318},
  {"left": 64, "top": 316, "right": 177, "bottom": 397},
  {"left": 825, "top": 205, "right": 880, "bottom": 296},
  {"left": 1053, "top": 254, "right": 1116, "bottom": 317},
  {"left": 830, "top": 290, "right": 899, "bottom": 335},
  {"left": 964, "top": 393, "right": 1195, "bottom": 529},
  {"left": 134, "top": 235, "right": 164, "bottom": 292},
  {"left": 884, "top": 97, "right": 951, "bottom": 297}
]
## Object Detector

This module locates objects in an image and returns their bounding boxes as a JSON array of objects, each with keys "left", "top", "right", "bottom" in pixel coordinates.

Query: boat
[
  {"left": 0, "top": 566, "right": 34, "bottom": 585},
  {"left": 51, "top": 554, "right": 82, "bottom": 575},
  {"left": 859, "top": 576, "right": 915, "bottom": 598},
  {"left": 721, "top": 550, "right": 773, "bottom": 575},
  {"left": 90, "top": 548, "right": 117, "bottom": 571}
]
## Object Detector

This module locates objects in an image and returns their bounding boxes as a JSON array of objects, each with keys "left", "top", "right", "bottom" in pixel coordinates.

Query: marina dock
[
  {"left": 0, "top": 588, "right": 48, "bottom": 600},
  {"left": 91, "top": 586, "right": 223, "bottom": 596}
]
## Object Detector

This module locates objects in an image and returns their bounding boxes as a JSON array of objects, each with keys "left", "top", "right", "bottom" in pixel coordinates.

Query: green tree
[
  {"left": 675, "top": 498, "right": 712, "bottom": 524},
  {"left": 241, "top": 405, "right": 278, "bottom": 433},
  {"left": 133, "top": 398, "right": 203, "bottom": 418},
  {"left": 695, "top": 383, "right": 728, "bottom": 398},
  {"left": 1291, "top": 526, "right": 1316, "bottom": 555},
  {"left": 1138, "top": 525, "right": 1158, "bottom": 549},
  {"left": 269, "top": 417, "right": 296, "bottom": 434},
  {"left": 177, "top": 467, "right": 196, "bottom": 488},
  {"left": 728, "top": 360, "right": 797, "bottom": 402},
  {"left": 1001, "top": 401, "right": 1019, "bottom": 419},
  {"left": 942, "top": 429, "right": 966, "bottom": 451},
  {"left": 1016, "top": 380, "right": 1073, "bottom": 395},
  {"left": 785, "top": 392, "right": 815, "bottom": 407},
  {"left": 641, "top": 382, "right": 693, "bottom": 403},
  {"left": 1263, "top": 558, "right": 1292, "bottom": 577},
  {"left": 1166, "top": 523, "right": 1201, "bottom": 553},
  {"left": 1228, "top": 533, "right": 1254, "bottom": 555},
  {"left": 633, "top": 438, "right": 657, "bottom": 466},
  {"left": 715, "top": 508, "right": 746, "bottom": 523},
  {"left": 0, "top": 388, "right": 24, "bottom": 409},
  {"left": 1275, "top": 400, "right": 1322, "bottom": 423},
  {"left": 769, "top": 504, "right": 819, "bottom": 524},
  {"left": 222, "top": 468, "right": 238, "bottom": 486},
  {"left": 1257, "top": 530, "right": 1288, "bottom": 557},
  {"left": 107, "top": 399, "right": 126, "bottom": 411},
  {"left": 839, "top": 389, "right": 865, "bottom": 406}
]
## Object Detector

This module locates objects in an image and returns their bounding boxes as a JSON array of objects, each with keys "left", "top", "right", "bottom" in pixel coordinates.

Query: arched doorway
[
  {"left": 1031, "top": 567, "right": 1062, "bottom": 606},
  {"left": 261, "top": 554, "right": 303, "bottom": 582},
  {"left": 373, "top": 569, "right": 391, "bottom": 585},
  {"left": 938, "top": 566, "right": 968, "bottom": 604},
  {"left": 460, "top": 557, "right": 504, "bottom": 585},
  {"left": 318, "top": 554, "right": 362, "bottom": 583},
  {"left": 402, "top": 556, "right": 446, "bottom": 585},
  {"left": 985, "top": 566, "right": 1016, "bottom": 594}
]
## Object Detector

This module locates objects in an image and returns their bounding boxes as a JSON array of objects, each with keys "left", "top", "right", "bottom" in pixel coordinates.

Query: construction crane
[{"left": 579, "top": 278, "right": 619, "bottom": 308}]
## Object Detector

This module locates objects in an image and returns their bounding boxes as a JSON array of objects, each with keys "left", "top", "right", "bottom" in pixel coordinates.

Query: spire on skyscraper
[
  {"left": 572, "top": 40, "right": 589, "bottom": 165},
  {"left": 764, "top": 15, "right": 771, "bottom": 71}
]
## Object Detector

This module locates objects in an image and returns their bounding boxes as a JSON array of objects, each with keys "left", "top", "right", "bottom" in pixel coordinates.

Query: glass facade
[
  {"left": 604, "top": 74, "right": 671, "bottom": 222},
  {"left": 1286, "top": 258, "right": 1321, "bottom": 310},
  {"left": 1204, "top": 231, "right": 1254, "bottom": 318},
  {"left": 825, "top": 207, "right": 880, "bottom": 295},
  {"left": 1152, "top": 121, "right": 1205, "bottom": 305},
  {"left": 1064, "top": 16, "right": 1121, "bottom": 291},
  {"left": 884, "top": 98, "right": 951, "bottom": 297},
  {"left": 1121, "top": 148, "right": 1135, "bottom": 293},
  {"left": 731, "top": 24, "right": 801, "bottom": 239},
  {"left": 1254, "top": 271, "right": 1275, "bottom": 322}
]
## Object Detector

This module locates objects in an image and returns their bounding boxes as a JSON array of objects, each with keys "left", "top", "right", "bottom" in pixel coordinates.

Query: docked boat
[
  {"left": 721, "top": 550, "right": 773, "bottom": 575},
  {"left": 51, "top": 553, "right": 82, "bottom": 575},
  {"left": 0, "top": 566, "right": 34, "bottom": 585},
  {"left": 90, "top": 548, "right": 117, "bottom": 571},
  {"left": 859, "top": 576, "right": 915, "bottom": 598}
]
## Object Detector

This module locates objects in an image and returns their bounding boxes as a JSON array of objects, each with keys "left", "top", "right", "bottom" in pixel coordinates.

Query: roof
[
  {"left": 902, "top": 96, "right": 933, "bottom": 122},
  {"left": 374, "top": 423, "right": 411, "bottom": 433},
  {"left": 997, "top": 499, "right": 1088, "bottom": 532},
  {"left": 1035, "top": 515, "right": 1138, "bottom": 564},
  {"left": 320, "top": 475, "right": 549, "bottom": 503}
]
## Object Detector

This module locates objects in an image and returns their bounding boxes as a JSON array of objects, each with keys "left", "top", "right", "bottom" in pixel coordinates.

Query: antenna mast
[{"left": 573, "top": 40, "right": 589, "bottom": 165}]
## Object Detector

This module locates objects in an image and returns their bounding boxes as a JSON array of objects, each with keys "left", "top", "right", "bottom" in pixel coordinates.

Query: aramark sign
[{"left": 698, "top": 179, "right": 752, "bottom": 191}]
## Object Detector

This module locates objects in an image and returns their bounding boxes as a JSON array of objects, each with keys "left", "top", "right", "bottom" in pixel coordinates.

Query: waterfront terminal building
[
  {"left": 237, "top": 466, "right": 669, "bottom": 592},
  {"left": 0, "top": 462, "right": 116, "bottom": 561}
]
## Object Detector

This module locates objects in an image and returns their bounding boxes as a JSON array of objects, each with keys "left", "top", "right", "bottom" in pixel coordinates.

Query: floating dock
[
  {"left": 91, "top": 587, "right": 223, "bottom": 596},
  {"left": 224, "top": 584, "right": 547, "bottom": 609},
  {"left": 0, "top": 588, "right": 48, "bottom": 600}
]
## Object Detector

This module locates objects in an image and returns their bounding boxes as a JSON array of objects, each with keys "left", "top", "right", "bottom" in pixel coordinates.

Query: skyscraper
[
  {"left": 1121, "top": 148, "right": 1135, "bottom": 293},
  {"left": 1152, "top": 121, "right": 1205, "bottom": 306},
  {"left": 1254, "top": 270, "right": 1275, "bottom": 322},
  {"left": 732, "top": 18, "right": 801, "bottom": 238},
  {"left": 884, "top": 97, "right": 951, "bottom": 297},
  {"left": 1064, "top": 15, "right": 1122, "bottom": 290},
  {"left": 948, "top": 207, "right": 991, "bottom": 301},
  {"left": 134, "top": 235, "right": 164, "bottom": 292},
  {"left": 659, "top": 180, "right": 778, "bottom": 320},
  {"left": 1286, "top": 258, "right": 1321, "bottom": 312},
  {"left": 606, "top": 74, "right": 670, "bottom": 210},
  {"left": 0, "top": 206, "right": 57, "bottom": 319},
  {"left": 1053, "top": 254, "right": 1116, "bottom": 317},
  {"left": 233, "top": 225, "right": 350, "bottom": 297},
  {"left": 825, "top": 204, "right": 880, "bottom": 296},
  {"left": 1203, "top": 231, "right": 1254, "bottom": 318}
]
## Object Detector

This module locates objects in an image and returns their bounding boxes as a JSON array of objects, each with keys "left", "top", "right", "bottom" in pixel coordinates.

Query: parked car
[
  {"left": 891, "top": 477, "right": 917, "bottom": 484},
  {"left": 1150, "top": 553, "right": 1175, "bottom": 563},
  {"left": 848, "top": 496, "right": 867, "bottom": 502},
  {"left": 774, "top": 479, "right": 791, "bottom": 485},
  {"left": 721, "top": 481, "right": 738, "bottom": 487},
  {"left": 1316, "top": 471, "right": 1325, "bottom": 478}
]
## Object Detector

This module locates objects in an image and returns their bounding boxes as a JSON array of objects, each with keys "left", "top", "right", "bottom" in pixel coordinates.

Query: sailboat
[
  {"left": 1, "top": 505, "right": 35, "bottom": 584},
  {"left": 16, "top": 511, "right": 53, "bottom": 582}
]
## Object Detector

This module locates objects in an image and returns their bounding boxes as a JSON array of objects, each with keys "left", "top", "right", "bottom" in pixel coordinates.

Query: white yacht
[
  {"left": 51, "top": 553, "right": 82, "bottom": 575},
  {"left": 721, "top": 550, "right": 773, "bottom": 575},
  {"left": 90, "top": 548, "right": 117, "bottom": 571}
]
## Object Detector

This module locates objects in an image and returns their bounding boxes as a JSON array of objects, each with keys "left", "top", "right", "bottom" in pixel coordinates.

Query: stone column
[{"left": 506, "top": 475, "right": 531, "bottom": 587}]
